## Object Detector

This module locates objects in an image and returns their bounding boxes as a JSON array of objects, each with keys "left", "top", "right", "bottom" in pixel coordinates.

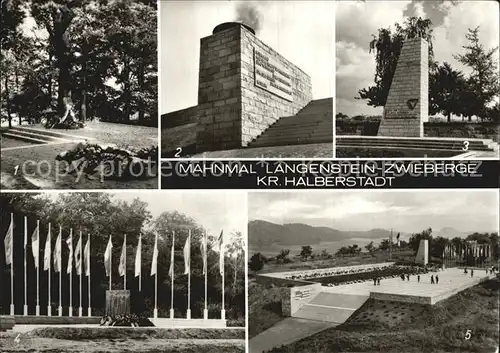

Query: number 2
[{"left": 174, "top": 147, "right": 182, "bottom": 158}]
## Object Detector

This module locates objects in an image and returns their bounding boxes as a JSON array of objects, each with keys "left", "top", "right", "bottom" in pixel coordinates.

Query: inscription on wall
[{"left": 254, "top": 48, "right": 293, "bottom": 102}]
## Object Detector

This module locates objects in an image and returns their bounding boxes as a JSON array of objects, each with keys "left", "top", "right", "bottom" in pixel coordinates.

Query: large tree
[
  {"left": 454, "top": 27, "right": 499, "bottom": 121},
  {"left": 429, "top": 62, "right": 467, "bottom": 122},
  {"left": 358, "top": 17, "right": 435, "bottom": 108}
]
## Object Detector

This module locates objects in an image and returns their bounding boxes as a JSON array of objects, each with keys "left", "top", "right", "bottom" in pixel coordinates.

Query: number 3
[
  {"left": 462, "top": 141, "right": 469, "bottom": 151},
  {"left": 465, "top": 329, "right": 472, "bottom": 340}
]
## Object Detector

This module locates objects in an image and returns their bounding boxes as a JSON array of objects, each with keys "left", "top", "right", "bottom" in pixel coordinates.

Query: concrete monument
[
  {"left": 415, "top": 239, "right": 429, "bottom": 265},
  {"left": 377, "top": 37, "right": 429, "bottom": 137}
]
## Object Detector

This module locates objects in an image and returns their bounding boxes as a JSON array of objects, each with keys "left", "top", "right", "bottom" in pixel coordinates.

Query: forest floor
[{"left": 0, "top": 122, "right": 158, "bottom": 190}]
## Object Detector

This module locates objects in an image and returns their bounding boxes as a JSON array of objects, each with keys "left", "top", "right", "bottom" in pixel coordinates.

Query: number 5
[{"left": 465, "top": 329, "right": 472, "bottom": 340}]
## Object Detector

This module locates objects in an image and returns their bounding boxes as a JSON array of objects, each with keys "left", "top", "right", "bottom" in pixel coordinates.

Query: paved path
[
  {"left": 249, "top": 318, "right": 336, "bottom": 353},
  {"left": 321, "top": 268, "right": 494, "bottom": 302}
]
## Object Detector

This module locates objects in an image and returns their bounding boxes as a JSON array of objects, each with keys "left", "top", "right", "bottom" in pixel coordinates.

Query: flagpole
[
  {"left": 24, "top": 216, "right": 28, "bottom": 316},
  {"left": 204, "top": 230, "right": 208, "bottom": 320},
  {"left": 187, "top": 229, "right": 191, "bottom": 319},
  {"left": 88, "top": 234, "right": 91, "bottom": 317},
  {"left": 58, "top": 226, "right": 62, "bottom": 316},
  {"left": 221, "top": 239, "right": 225, "bottom": 321},
  {"left": 139, "top": 234, "right": 141, "bottom": 292},
  {"left": 35, "top": 220, "right": 40, "bottom": 316},
  {"left": 69, "top": 228, "right": 73, "bottom": 317},
  {"left": 48, "top": 223, "right": 52, "bottom": 316},
  {"left": 170, "top": 231, "right": 175, "bottom": 320},
  {"left": 109, "top": 236, "right": 112, "bottom": 291},
  {"left": 124, "top": 234, "right": 127, "bottom": 290},
  {"left": 79, "top": 230, "right": 83, "bottom": 317},
  {"left": 154, "top": 232, "right": 158, "bottom": 319},
  {"left": 9, "top": 213, "right": 14, "bottom": 316},
  {"left": 389, "top": 228, "right": 392, "bottom": 261}
]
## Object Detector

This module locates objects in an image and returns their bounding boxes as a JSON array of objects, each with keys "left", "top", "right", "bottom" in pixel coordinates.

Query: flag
[
  {"left": 66, "top": 232, "right": 73, "bottom": 274},
  {"left": 75, "top": 234, "right": 82, "bottom": 275},
  {"left": 200, "top": 232, "right": 207, "bottom": 275},
  {"left": 118, "top": 237, "right": 126, "bottom": 277},
  {"left": 84, "top": 237, "right": 90, "bottom": 276},
  {"left": 104, "top": 236, "right": 113, "bottom": 277},
  {"left": 396, "top": 233, "right": 400, "bottom": 246},
  {"left": 168, "top": 237, "right": 174, "bottom": 278},
  {"left": 218, "top": 230, "right": 224, "bottom": 275},
  {"left": 43, "top": 225, "right": 51, "bottom": 271},
  {"left": 54, "top": 229, "right": 61, "bottom": 273},
  {"left": 4, "top": 217, "right": 13, "bottom": 265},
  {"left": 151, "top": 233, "right": 158, "bottom": 276},
  {"left": 183, "top": 234, "right": 190, "bottom": 275},
  {"left": 32, "top": 223, "right": 40, "bottom": 268},
  {"left": 135, "top": 235, "right": 141, "bottom": 277}
]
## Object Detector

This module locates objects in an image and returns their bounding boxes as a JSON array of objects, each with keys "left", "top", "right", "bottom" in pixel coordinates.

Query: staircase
[
  {"left": 1, "top": 126, "right": 85, "bottom": 145},
  {"left": 293, "top": 292, "right": 368, "bottom": 324},
  {"left": 247, "top": 98, "right": 333, "bottom": 148},
  {"left": 336, "top": 136, "right": 499, "bottom": 153}
]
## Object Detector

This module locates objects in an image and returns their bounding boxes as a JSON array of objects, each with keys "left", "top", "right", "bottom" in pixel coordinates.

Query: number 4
[{"left": 465, "top": 329, "right": 472, "bottom": 340}]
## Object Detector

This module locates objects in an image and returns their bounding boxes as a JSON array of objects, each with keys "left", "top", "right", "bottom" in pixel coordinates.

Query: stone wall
[
  {"left": 240, "top": 28, "right": 312, "bottom": 145},
  {"left": 196, "top": 25, "right": 243, "bottom": 152},
  {"left": 337, "top": 120, "right": 499, "bottom": 141},
  {"left": 162, "top": 106, "right": 198, "bottom": 128},
  {"left": 378, "top": 38, "right": 429, "bottom": 137}
]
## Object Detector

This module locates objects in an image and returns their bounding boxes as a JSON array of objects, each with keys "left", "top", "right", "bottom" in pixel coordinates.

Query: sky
[
  {"left": 336, "top": 0, "right": 500, "bottom": 117},
  {"left": 45, "top": 191, "right": 246, "bottom": 244},
  {"left": 248, "top": 190, "right": 499, "bottom": 234},
  {"left": 160, "top": 0, "right": 334, "bottom": 114}
]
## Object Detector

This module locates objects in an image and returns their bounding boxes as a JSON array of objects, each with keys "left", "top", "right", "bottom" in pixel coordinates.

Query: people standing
[
  {"left": 417, "top": 274, "right": 420, "bottom": 282},
  {"left": 373, "top": 277, "right": 377, "bottom": 286},
  {"left": 471, "top": 269, "right": 474, "bottom": 278},
  {"left": 464, "top": 267, "right": 468, "bottom": 274},
  {"left": 377, "top": 278, "right": 381, "bottom": 285},
  {"left": 406, "top": 274, "right": 410, "bottom": 281},
  {"left": 431, "top": 275, "right": 435, "bottom": 284},
  {"left": 436, "top": 275, "right": 439, "bottom": 284}
]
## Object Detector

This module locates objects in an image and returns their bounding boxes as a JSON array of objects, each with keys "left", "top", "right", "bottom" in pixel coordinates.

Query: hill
[
  {"left": 248, "top": 220, "right": 396, "bottom": 248},
  {"left": 248, "top": 221, "right": 485, "bottom": 248}
]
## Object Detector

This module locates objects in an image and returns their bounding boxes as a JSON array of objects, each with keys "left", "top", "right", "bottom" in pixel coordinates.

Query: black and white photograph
[
  {"left": 248, "top": 190, "right": 499, "bottom": 353},
  {"left": 335, "top": 0, "right": 499, "bottom": 158},
  {"left": 0, "top": 191, "right": 246, "bottom": 352},
  {"left": 1, "top": 0, "right": 159, "bottom": 190},
  {"left": 160, "top": 1, "right": 334, "bottom": 158}
]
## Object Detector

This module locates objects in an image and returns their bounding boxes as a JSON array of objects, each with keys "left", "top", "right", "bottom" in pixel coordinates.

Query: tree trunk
[
  {"left": 5, "top": 75, "right": 12, "bottom": 129},
  {"left": 80, "top": 45, "right": 88, "bottom": 123},
  {"left": 138, "top": 59, "right": 145, "bottom": 121},
  {"left": 48, "top": 52, "right": 52, "bottom": 109},
  {"left": 123, "top": 57, "right": 131, "bottom": 122}
]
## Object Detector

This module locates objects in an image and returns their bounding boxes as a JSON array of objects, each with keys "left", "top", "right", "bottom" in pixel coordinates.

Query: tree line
[
  {"left": 0, "top": 193, "right": 245, "bottom": 322},
  {"left": 1, "top": 0, "right": 157, "bottom": 127},
  {"left": 249, "top": 228, "right": 498, "bottom": 272},
  {"left": 358, "top": 17, "right": 499, "bottom": 123}
]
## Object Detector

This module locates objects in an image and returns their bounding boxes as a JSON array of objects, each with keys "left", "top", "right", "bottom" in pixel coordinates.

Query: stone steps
[
  {"left": 247, "top": 98, "right": 333, "bottom": 148},
  {"left": 336, "top": 136, "right": 497, "bottom": 152},
  {"left": 293, "top": 292, "right": 368, "bottom": 324},
  {"left": 2, "top": 132, "right": 49, "bottom": 144}
]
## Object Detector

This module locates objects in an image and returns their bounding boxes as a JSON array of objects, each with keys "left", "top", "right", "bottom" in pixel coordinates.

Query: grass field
[
  {"left": 0, "top": 327, "right": 245, "bottom": 353},
  {"left": 267, "top": 279, "right": 500, "bottom": 353},
  {"left": 1, "top": 122, "right": 158, "bottom": 190},
  {"left": 248, "top": 280, "right": 286, "bottom": 339}
]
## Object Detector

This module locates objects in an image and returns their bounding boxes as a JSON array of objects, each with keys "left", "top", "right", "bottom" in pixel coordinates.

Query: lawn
[
  {"left": 267, "top": 279, "right": 500, "bottom": 353},
  {"left": 0, "top": 327, "right": 245, "bottom": 353},
  {"left": 1, "top": 122, "right": 158, "bottom": 190},
  {"left": 248, "top": 280, "right": 287, "bottom": 339}
]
